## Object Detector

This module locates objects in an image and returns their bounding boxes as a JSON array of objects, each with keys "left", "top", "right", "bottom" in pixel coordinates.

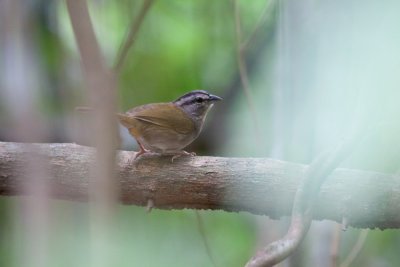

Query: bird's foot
[
  {"left": 126, "top": 145, "right": 149, "bottom": 165},
  {"left": 134, "top": 148, "right": 148, "bottom": 160}
]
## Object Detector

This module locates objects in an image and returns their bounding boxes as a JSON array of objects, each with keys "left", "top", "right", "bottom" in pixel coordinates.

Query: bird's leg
[
  {"left": 171, "top": 150, "right": 196, "bottom": 162},
  {"left": 134, "top": 142, "right": 149, "bottom": 160},
  {"left": 126, "top": 142, "right": 149, "bottom": 165}
]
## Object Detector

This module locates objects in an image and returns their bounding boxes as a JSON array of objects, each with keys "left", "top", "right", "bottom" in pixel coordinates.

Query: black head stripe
[{"left": 174, "top": 90, "right": 210, "bottom": 104}]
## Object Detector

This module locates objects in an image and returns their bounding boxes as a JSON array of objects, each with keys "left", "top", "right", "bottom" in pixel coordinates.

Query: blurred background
[{"left": 1, "top": 0, "right": 400, "bottom": 266}]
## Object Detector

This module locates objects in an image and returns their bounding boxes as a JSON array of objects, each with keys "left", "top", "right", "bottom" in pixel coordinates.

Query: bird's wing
[{"left": 122, "top": 103, "right": 195, "bottom": 135}]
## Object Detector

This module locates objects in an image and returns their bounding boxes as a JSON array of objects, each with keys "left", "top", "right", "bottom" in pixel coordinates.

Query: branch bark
[{"left": 0, "top": 142, "right": 399, "bottom": 229}]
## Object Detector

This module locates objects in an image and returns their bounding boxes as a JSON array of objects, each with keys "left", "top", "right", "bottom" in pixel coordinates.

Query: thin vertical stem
[
  {"left": 195, "top": 211, "right": 217, "bottom": 267},
  {"left": 114, "top": 0, "right": 155, "bottom": 72},
  {"left": 340, "top": 230, "right": 369, "bottom": 267},
  {"left": 233, "top": 0, "right": 262, "bottom": 146}
]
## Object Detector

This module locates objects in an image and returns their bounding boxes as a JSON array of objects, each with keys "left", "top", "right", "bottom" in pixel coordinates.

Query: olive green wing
[{"left": 120, "top": 103, "right": 195, "bottom": 135}]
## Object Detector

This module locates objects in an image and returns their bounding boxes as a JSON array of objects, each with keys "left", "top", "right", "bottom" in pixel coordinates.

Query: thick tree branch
[{"left": 0, "top": 142, "right": 399, "bottom": 229}]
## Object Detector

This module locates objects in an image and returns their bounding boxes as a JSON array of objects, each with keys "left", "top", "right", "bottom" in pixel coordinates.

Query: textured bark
[{"left": 0, "top": 142, "right": 399, "bottom": 229}]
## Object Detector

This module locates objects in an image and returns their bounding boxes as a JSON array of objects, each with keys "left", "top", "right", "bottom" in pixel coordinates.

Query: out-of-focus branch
[
  {"left": 232, "top": 0, "right": 261, "bottom": 143},
  {"left": 330, "top": 224, "right": 342, "bottom": 267},
  {"left": 245, "top": 134, "right": 362, "bottom": 267},
  {"left": 1, "top": 142, "right": 400, "bottom": 230},
  {"left": 242, "top": 0, "right": 277, "bottom": 50},
  {"left": 201, "top": 0, "right": 278, "bottom": 153},
  {"left": 66, "top": 0, "right": 118, "bottom": 215},
  {"left": 1, "top": 2, "right": 51, "bottom": 267},
  {"left": 113, "top": 0, "right": 155, "bottom": 72},
  {"left": 339, "top": 229, "right": 369, "bottom": 267},
  {"left": 195, "top": 211, "right": 217, "bottom": 267},
  {"left": 66, "top": 1, "right": 118, "bottom": 266}
]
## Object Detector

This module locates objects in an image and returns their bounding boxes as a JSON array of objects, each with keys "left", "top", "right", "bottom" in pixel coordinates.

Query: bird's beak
[{"left": 209, "top": 94, "right": 223, "bottom": 101}]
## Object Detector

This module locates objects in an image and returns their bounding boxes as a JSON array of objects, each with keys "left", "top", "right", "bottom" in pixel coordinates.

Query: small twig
[
  {"left": 113, "top": 0, "right": 155, "bottom": 72},
  {"left": 232, "top": 0, "right": 262, "bottom": 145},
  {"left": 195, "top": 211, "right": 217, "bottom": 267},
  {"left": 242, "top": 0, "right": 277, "bottom": 50},
  {"left": 146, "top": 199, "right": 154, "bottom": 213},
  {"left": 75, "top": 106, "right": 93, "bottom": 112},
  {"left": 339, "top": 230, "right": 369, "bottom": 267},
  {"left": 341, "top": 217, "right": 348, "bottom": 231}
]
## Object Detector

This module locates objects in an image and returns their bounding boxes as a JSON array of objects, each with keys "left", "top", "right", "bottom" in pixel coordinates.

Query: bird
[{"left": 117, "top": 90, "right": 222, "bottom": 161}]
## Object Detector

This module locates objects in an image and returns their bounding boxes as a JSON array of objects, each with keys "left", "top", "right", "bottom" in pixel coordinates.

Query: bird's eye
[{"left": 195, "top": 97, "right": 204, "bottom": 103}]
